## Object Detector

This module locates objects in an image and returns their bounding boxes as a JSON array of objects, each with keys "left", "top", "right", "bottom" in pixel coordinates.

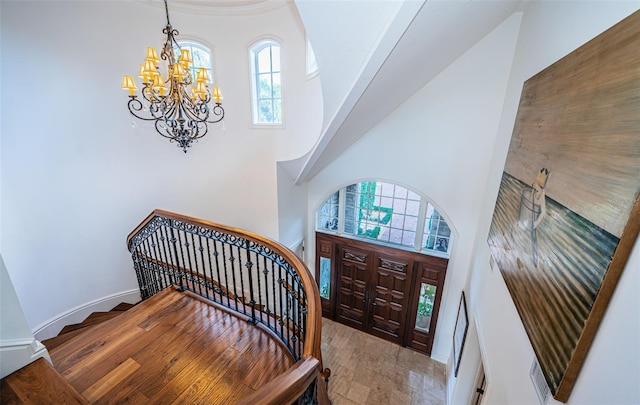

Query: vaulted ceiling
[{"left": 294, "top": 0, "right": 524, "bottom": 183}]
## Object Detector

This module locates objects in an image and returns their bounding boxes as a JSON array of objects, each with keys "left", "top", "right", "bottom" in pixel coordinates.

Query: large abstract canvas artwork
[{"left": 488, "top": 11, "right": 640, "bottom": 402}]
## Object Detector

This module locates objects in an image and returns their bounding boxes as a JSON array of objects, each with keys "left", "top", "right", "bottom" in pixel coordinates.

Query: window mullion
[
  {"left": 415, "top": 201, "right": 428, "bottom": 252},
  {"left": 337, "top": 188, "right": 346, "bottom": 235}
]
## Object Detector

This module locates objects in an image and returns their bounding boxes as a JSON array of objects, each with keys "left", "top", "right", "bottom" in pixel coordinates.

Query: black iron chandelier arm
[
  {"left": 186, "top": 118, "right": 209, "bottom": 140},
  {"left": 154, "top": 120, "right": 178, "bottom": 140},
  {"left": 127, "top": 97, "right": 161, "bottom": 121},
  {"left": 207, "top": 104, "right": 225, "bottom": 124},
  {"left": 179, "top": 95, "right": 210, "bottom": 122}
]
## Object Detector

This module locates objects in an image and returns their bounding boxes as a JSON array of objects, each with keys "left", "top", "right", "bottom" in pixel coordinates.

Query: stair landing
[{"left": 4, "top": 288, "right": 295, "bottom": 404}]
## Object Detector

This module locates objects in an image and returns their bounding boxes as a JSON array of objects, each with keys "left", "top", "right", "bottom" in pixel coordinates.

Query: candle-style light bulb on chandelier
[{"left": 122, "top": 0, "right": 224, "bottom": 153}]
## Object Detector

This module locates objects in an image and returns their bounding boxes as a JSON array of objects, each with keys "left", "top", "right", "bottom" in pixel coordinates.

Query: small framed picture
[{"left": 453, "top": 291, "right": 469, "bottom": 377}]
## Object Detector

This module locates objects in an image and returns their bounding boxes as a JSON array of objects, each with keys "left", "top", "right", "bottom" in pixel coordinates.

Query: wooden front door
[{"left": 316, "top": 232, "right": 448, "bottom": 355}]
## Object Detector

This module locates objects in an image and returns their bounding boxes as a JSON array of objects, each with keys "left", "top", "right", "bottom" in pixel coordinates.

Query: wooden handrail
[
  {"left": 237, "top": 356, "right": 320, "bottom": 405},
  {"left": 127, "top": 209, "right": 326, "bottom": 373}
]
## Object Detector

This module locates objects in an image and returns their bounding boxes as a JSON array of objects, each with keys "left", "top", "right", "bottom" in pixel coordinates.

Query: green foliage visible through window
[
  {"left": 174, "top": 41, "right": 213, "bottom": 84},
  {"left": 416, "top": 283, "right": 437, "bottom": 332},
  {"left": 316, "top": 181, "right": 452, "bottom": 256},
  {"left": 418, "top": 284, "right": 436, "bottom": 316},
  {"left": 319, "top": 257, "right": 331, "bottom": 300}
]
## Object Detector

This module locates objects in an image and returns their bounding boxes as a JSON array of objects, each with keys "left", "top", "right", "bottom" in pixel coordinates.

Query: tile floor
[{"left": 321, "top": 318, "right": 446, "bottom": 405}]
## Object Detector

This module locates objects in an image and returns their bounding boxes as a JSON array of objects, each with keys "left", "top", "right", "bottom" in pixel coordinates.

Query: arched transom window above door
[{"left": 316, "top": 181, "right": 452, "bottom": 257}]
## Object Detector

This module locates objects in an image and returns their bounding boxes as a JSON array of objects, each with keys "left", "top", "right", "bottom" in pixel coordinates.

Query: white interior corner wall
[
  {"left": 467, "top": 2, "right": 640, "bottom": 405},
  {"left": 0, "top": 255, "right": 50, "bottom": 378},
  {"left": 305, "top": 11, "right": 522, "bottom": 364},
  {"left": 0, "top": 1, "right": 317, "bottom": 337},
  {"left": 293, "top": 0, "right": 404, "bottom": 133},
  {"left": 276, "top": 162, "right": 307, "bottom": 252}
]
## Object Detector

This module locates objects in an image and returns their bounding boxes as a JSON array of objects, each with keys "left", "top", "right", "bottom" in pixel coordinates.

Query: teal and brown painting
[{"left": 487, "top": 10, "right": 640, "bottom": 402}]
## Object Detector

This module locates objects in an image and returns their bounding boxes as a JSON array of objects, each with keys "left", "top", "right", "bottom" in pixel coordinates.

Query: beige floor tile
[
  {"left": 346, "top": 381, "right": 371, "bottom": 405},
  {"left": 390, "top": 388, "right": 413, "bottom": 404},
  {"left": 332, "top": 393, "right": 361, "bottom": 405},
  {"left": 411, "top": 386, "right": 444, "bottom": 405},
  {"left": 322, "top": 318, "right": 445, "bottom": 405}
]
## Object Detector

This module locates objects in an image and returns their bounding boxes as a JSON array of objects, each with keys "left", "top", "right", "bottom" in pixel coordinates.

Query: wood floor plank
[
  {"left": 135, "top": 294, "right": 194, "bottom": 332},
  {"left": 66, "top": 297, "right": 209, "bottom": 392},
  {"left": 51, "top": 289, "right": 189, "bottom": 381},
  {"left": 1, "top": 358, "right": 87, "bottom": 405},
  {"left": 142, "top": 324, "right": 248, "bottom": 403},
  {"left": 57, "top": 324, "right": 146, "bottom": 383},
  {"left": 105, "top": 304, "right": 237, "bottom": 401},
  {"left": 168, "top": 346, "right": 244, "bottom": 405},
  {"left": 81, "top": 358, "right": 141, "bottom": 403},
  {"left": 50, "top": 289, "right": 182, "bottom": 361},
  {"left": 66, "top": 322, "right": 173, "bottom": 393},
  {"left": 241, "top": 332, "right": 293, "bottom": 389},
  {"left": 0, "top": 379, "right": 22, "bottom": 405}
]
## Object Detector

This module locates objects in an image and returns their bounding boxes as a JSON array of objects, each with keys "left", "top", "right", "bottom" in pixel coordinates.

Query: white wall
[
  {"left": 276, "top": 162, "right": 307, "bottom": 252},
  {"left": 0, "top": 1, "right": 320, "bottom": 337},
  {"left": 0, "top": 255, "right": 50, "bottom": 377},
  {"left": 294, "top": 0, "right": 403, "bottom": 132},
  {"left": 465, "top": 2, "right": 640, "bottom": 404},
  {"left": 306, "top": 11, "right": 522, "bottom": 363}
]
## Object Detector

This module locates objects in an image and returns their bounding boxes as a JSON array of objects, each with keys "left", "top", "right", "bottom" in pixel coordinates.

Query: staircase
[
  {"left": 41, "top": 302, "right": 135, "bottom": 352},
  {"left": 1, "top": 302, "right": 135, "bottom": 405}
]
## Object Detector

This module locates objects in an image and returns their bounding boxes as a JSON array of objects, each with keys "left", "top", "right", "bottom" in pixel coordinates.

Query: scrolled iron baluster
[
  {"left": 221, "top": 242, "right": 232, "bottom": 308},
  {"left": 212, "top": 240, "right": 224, "bottom": 305},
  {"left": 245, "top": 239, "right": 257, "bottom": 325},
  {"left": 229, "top": 247, "right": 240, "bottom": 312},
  {"left": 169, "top": 227, "right": 185, "bottom": 291}
]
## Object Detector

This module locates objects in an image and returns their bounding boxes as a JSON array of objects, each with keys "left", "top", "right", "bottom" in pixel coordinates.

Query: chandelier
[{"left": 122, "top": 0, "right": 224, "bottom": 153}]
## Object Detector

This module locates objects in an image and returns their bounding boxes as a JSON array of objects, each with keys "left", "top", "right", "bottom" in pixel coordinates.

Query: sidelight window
[
  {"left": 415, "top": 283, "right": 437, "bottom": 333},
  {"left": 318, "top": 257, "right": 331, "bottom": 300},
  {"left": 316, "top": 181, "right": 452, "bottom": 257}
]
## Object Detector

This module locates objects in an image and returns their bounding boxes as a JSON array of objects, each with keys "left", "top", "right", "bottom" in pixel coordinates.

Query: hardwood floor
[
  {"left": 3, "top": 287, "right": 444, "bottom": 405},
  {"left": 322, "top": 318, "right": 446, "bottom": 405},
  {"left": 48, "top": 287, "right": 295, "bottom": 404}
]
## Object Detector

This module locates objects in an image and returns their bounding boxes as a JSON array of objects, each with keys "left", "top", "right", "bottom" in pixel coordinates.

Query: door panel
[
  {"left": 368, "top": 256, "right": 413, "bottom": 343},
  {"left": 336, "top": 247, "right": 370, "bottom": 329}
]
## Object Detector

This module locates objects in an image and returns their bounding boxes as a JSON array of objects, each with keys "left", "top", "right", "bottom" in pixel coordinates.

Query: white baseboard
[
  {"left": 0, "top": 338, "right": 51, "bottom": 378},
  {"left": 33, "top": 289, "right": 141, "bottom": 341},
  {"left": 288, "top": 239, "right": 305, "bottom": 260},
  {"left": 431, "top": 350, "right": 448, "bottom": 364}
]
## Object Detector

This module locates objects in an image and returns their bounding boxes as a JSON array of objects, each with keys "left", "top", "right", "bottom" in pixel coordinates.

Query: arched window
[
  {"left": 316, "top": 181, "right": 452, "bottom": 256},
  {"left": 249, "top": 40, "right": 282, "bottom": 125},
  {"left": 174, "top": 41, "right": 213, "bottom": 84}
]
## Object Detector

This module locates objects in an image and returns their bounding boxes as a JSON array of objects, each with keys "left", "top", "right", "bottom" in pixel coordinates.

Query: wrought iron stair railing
[{"left": 127, "top": 209, "right": 329, "bottom": 404}]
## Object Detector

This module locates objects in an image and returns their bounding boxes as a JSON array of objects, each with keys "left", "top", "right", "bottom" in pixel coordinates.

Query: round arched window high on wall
[
  {"left": 316, "top": 181, "right": 452, "bottom": 257},
  {"left": 174, "top": 41, "right": 214, "bottom": 85}
]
